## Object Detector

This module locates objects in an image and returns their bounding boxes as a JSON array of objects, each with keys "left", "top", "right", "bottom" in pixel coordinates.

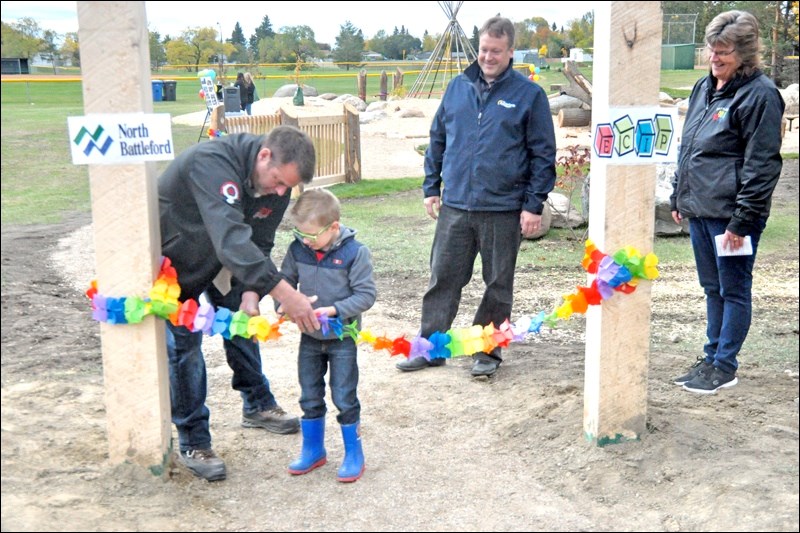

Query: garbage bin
[
  {"left": 223, "top": 86, "right": 241, "bottom": 113},
  {"left": 163, "top": 80, "right": 177, "bottom": 101},
  {"left": 151, "top": 80, "right": 163, "bottom": 102}
]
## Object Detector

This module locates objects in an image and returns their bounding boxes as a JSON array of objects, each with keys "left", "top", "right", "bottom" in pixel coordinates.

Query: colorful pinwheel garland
[{"left": 86, "top": 240, "right": 659, "bottom": 360}]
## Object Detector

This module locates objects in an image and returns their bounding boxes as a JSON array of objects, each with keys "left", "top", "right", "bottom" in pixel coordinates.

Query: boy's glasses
[{"left": 292, "top": 223, "right": 332, "bottom": 241}]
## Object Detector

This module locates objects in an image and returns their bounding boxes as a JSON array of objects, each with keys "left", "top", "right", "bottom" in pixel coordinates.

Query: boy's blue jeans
[
  {"left": 166, "top": 285, "right": 278, "bottom": 452},
  {"left": 689, "top": 217, "right": 765, "bottom": 374},
  {"left": 420, "top": 205, "right": 522, "bottom": 362},
  {"left": 297, "top": 335, "right": 360, "bottom": 425}
]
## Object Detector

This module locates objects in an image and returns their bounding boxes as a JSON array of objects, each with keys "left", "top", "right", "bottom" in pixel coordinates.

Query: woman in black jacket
[
  {"left": 235, "top": 72, "right": 256, "bottom": 115},
  {"left": 670, "top": 10, "right": 784, "bottom": 394}
]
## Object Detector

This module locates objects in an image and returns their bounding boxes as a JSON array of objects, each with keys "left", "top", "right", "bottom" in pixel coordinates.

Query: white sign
[
  {"left": 200, "top": 77, "right": 219, "bottom": 113},
  {"left": 67, "top": 113, "right": 174, "bottom": 165},
  {"left": 591, "top": 107, "right": 678, "bottom": 164}
]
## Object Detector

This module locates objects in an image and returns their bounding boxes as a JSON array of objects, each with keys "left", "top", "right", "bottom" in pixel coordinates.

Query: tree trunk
[{"left": 558, "top": 108, "right": 592, "bottom": 127}]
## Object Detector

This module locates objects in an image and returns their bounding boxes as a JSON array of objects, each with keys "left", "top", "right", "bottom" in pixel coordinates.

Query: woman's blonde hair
[
  {"left": 243, "top": 72, "right": 254, "bottom": 85},
  {"left": 705, "top": 10, "right": 762, "bottom": 77}
]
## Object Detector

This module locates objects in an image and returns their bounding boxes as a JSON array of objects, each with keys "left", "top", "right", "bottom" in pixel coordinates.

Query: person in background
[
  {"left": 671, "top": 10, "right": 784, "bottom": 394},
  {"left": 235, "top": 71, "right": 255, "bottom": 115},
  {"left": 244, "top": 72, "right": 259, "bottom": 109},
  {"left": 159, "top": 126, "right": 320, "bottom": 481},
  {"left": 279, "top": 189, "right": 376, "bottom": 483},
  {"left": 396, "top": 16, "right": 556, "bottom": 378}
]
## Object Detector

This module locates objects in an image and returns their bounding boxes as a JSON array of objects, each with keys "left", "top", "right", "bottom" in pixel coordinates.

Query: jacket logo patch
[
  {"left": 220, "top": 181, "right": 240, "bottom": 204},
  {"left": 333, "top": 258, "right": 343, "bottom": 265},
  {"left": 712, "top": 107, "right": 728, "bottom": 121},
  {"left": 254, "top": 207, "right": 273, "bottom": 219},
  {"left": 496, "top": 99, "right": 516, "bottom": 109}
]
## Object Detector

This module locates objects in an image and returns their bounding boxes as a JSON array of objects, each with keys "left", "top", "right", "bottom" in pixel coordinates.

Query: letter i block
[
  {"left": 654, "top": 114, "right": 674, "bottom": 155},
  {"left": 634, "top": 119, "right": 655, "bottom": 157},
  {"left": 613, "top": 115, "right": 635, "bottom": 157},
  {"left": 594, "top": 123, "right": 614, "bottom": 158}
]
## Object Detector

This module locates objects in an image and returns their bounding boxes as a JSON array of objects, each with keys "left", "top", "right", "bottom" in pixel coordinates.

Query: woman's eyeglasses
[
  {"left": 706, "top": 46, "right": 735, "bottom": 58},
  {"left": 292, "top": 223, "right": 332, "bottom": 241}
]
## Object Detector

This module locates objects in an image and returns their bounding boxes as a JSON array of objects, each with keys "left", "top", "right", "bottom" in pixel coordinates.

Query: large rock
[
  {"left": 655, "top": 163, "right": 689, "bottom": 235},
  {"left": 779, "top": 83, "right": 799, "bottom": 115},
  {"left": 333, "top": 94, "right": 367, "bottom": 112},
  {"left": 548, "top": 94, "right": 585, "bottom": 116},
  {"left": 547, "top": 192, "right": 585, "bottom": 228},
  {"left": 273, "top": 84, "right": 319, "bottom": 98}
]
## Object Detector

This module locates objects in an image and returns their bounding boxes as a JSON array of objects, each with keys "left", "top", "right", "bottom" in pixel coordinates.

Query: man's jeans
[
  {"left": 689, "top": 217, "right": 765, "bottom": 374},
  {"left": 420, "top": 205, "right": 522, "bottom": 362},
  {"left": 167, "top": 284, "right": 277, "bottom": 452},
  {"left": 297, "top": 335, "right": 360, "bottom": 425}
]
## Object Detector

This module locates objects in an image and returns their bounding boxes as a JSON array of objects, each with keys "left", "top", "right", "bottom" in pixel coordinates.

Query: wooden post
[
  {"left": 344, "top": 102, "right": 362, "bottom": 183},
  {"left": 379, "top": 70, "right": 388, "bottom": 100},
  {"left": 393, "top": 67, "right": 404, "bottom": 92},
  {"left": 357, "top": 69, "right": 367, "bottom": 102},
  {"left": 77, "top": 1, "right": 171, "bottom": 471},
  {"left": 584, "top": 1, "right": 662, "bottom": 446}
]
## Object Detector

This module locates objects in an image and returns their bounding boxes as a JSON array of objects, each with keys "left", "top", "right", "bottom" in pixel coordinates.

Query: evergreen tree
[
  {"left": 332, "top": 21, "right": 365, "bottom": 71},
  {"left": 249, "top": 15, "right": 275, "bottom": 54}
]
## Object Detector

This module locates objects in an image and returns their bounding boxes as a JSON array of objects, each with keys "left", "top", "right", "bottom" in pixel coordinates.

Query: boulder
[{"left": 273, "top": 84, "right": 319, "bottom": 98}]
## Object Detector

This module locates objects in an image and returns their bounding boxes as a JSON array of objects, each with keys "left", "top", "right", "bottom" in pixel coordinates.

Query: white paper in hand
[{"left": 715, "top": 234, "right": 753, "bottom": 256}]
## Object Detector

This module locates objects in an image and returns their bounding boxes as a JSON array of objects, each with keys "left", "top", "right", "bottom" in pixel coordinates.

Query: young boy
[{"left": 278, "top": 188, "right": 377, "bottom": 482}]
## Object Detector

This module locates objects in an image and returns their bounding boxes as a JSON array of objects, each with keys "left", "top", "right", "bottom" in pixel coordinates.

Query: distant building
[
  {"left": 565, "top": 48, "right": 593, "bottom": 63},
  {"left": 513, "top": 49, "right": 544, "bottom": 67}
]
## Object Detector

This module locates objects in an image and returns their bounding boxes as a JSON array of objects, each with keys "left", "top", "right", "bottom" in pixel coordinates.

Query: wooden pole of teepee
[
  {"left": 77, "top": 1, "right": 171, "bottom": 472},
  {"left": 583, "top": 1, "right": 662, "bottom": 446}
]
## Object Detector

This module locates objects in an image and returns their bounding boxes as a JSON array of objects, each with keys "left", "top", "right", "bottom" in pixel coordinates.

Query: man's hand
[
  {"left": 270, "top": 280, "right": 320, "bottom": 333},
  {"left": 240, "top": 290, "right": 262, "bottom": 317},
  {"left": 520, "top": 210, "right": 542, "bottom": 238},
  {"left": 424, "top": 196, "right": 441, "bottom": 220}
]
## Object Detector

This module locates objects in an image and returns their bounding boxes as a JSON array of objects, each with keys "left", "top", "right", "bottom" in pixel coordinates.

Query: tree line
[{"left": 1, "top": 2, "right": 797, "bottom": 86}]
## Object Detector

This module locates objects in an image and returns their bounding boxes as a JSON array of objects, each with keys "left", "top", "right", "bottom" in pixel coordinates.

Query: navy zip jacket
[
  {"left": 424, "top": 60, "right": 557, "bottom": 214},
  {"left": 159, "top": 134, "right": 288, "bottom": 302},
  {"left": 279, "top": 226, "right": 377, "bottom": 341},
  {"left": 671, "top": 70, "right": 784, "bottom": 235}
]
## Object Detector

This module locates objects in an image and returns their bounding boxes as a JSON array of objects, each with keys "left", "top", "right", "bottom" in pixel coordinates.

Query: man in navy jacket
[{"left": 397, "top": 16, "right": 557, "bottom": 377}]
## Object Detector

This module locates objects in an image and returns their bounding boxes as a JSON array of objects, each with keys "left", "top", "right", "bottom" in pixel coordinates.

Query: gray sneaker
[
  {"left": 673, "top": 357, "right": 713, "bottom": 385},
  {"left": 178, "top": 448, "right": 226, "bottom": 481},
  {"left": 242, "top": 406, "right": 300, "bottom": 434}
]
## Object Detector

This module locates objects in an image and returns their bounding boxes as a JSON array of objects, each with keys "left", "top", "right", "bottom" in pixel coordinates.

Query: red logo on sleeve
[{"left": 220, "top": 182, "right": 240, "bottom": 204}]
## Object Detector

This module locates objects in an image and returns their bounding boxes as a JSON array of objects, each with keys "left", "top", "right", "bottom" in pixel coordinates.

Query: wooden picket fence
[{"left": 210, "top": 103, "right": 361, "bottom": 188}]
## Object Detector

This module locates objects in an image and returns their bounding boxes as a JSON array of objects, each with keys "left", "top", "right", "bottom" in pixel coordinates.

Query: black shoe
[
  {"left": 242, "top": 406, "right": 300, "bottom": 434},
  {"left": 673, "top": 357, "right": 713, "bottom": 385},
  {"left": 396, "top": 357, "right": 446, "bottom": 372},
  {"left": 683, "top": 366, "right": 738, "bottom": 394},
  {"left": 471, "top": 358, "right": 499, "bottom": 377},
  {"left": 178, "top": 448, "right": 226, "bottom": 481}
]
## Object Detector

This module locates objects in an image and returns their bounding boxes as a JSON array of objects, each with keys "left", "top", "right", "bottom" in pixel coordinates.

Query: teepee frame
[{"left": 408, "top": 1, "right": 477, "bottom": 98}]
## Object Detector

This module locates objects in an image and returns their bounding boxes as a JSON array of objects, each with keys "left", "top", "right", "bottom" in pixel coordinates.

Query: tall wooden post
[
  {"left": 357, "top": 69, "right": 367, "bottom": 102},
  {"left": 584, "top": 1, "right": 662, "bottom": 445},
  {"left": 379, "top": 70, "right": 388, "bottom": 100},
  {"left": 77, "top": 1, "right": 171, "bottom": 472}
]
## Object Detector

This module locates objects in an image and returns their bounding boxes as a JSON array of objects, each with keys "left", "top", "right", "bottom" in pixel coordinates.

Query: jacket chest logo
[
  {"left": 711, "top": 107, "right": 729, "bottom": 121},
  {"left": 253, "top": 207, "right": 273, "bottom": 219}
]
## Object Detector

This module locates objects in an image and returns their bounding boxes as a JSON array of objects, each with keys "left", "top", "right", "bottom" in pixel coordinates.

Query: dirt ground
[{"left": 2, "top": 107, "right": 798, "bottom": 531}]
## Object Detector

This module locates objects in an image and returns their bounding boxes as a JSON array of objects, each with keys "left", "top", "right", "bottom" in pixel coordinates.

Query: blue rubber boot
[
  {"left": 288, "top": 417, "right": 327, "bottom": 475},
  {"left": 337, "top": 422, "right": 364, "bottom": 482}
]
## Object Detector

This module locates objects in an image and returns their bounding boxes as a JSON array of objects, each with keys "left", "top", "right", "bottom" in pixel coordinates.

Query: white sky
[{"left": 1, "top": 1, "right": 596, "bottom": 45}]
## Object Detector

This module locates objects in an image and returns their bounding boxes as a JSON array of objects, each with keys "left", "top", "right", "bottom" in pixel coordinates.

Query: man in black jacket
[{"left": 159, "top": 126, "right": 319, "bottom": 481}]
